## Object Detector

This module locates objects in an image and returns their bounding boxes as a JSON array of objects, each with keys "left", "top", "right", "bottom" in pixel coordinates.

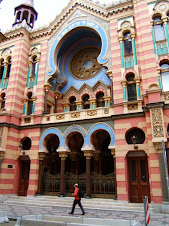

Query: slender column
[
  {"left": 35, "top": 61, "right": 39, "bottom": 86},
  {"left": 131, "top": 36, "right": 137, "bottom": 65},
  {"left": 119, "top": 38, "right": 124, "bottom": 68},
  {"left": 54, "top": 91, "right": 60, "bottom": 113},
  {"left": 163, "top": 19, "right": 169, "bottom": 50},
  {"left": 121, "top": 81, "right": 127, "bottom": 101},
  {"left": 23, "top": 100, "right": 27, "bottom": 115},
  {"left": 26, "top": 63, "right": 31, "bottom": 87},
  {"left": 84, "top": 150, "right": 93, "bottom": 198},
  {"left": 107, "top": 71, "right": 113, "bottom": 104},
  {"left": 135, "top": 78, "right": 141, "bottom": 100},
  {"left": 59, "top": 152, "right": 68, "bottom": 197},
  {"left": 151, "top": 22, "right": 157, "bottom": 55},
  {"left": 32, "top": 98, "right": 36, "bottom": 114},
  {"left": 37, "top": 151, "right": 47, "bottom": 195},
  {"left": 43, "top": 84, "right": 50, "bottom": 115},
  {"left": 111, "top": 148, "right": 117, "bottom": 199}
]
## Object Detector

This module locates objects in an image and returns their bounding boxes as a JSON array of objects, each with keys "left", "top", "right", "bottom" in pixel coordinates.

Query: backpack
[{"left": 78, "top": 189, "right": 84, "bottom": 198}]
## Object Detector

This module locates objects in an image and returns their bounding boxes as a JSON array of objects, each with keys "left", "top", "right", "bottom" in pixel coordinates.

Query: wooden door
[
  {"left": 18, "top": 160, "right": 30, "bottom": 196},
  {"left": 128, "top": 157, "right": 150, "bottom": 203}
]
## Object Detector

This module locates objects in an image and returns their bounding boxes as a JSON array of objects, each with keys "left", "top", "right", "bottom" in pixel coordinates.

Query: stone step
[{"left": 4, "top": 196, "right": 152, "bottom": 212}]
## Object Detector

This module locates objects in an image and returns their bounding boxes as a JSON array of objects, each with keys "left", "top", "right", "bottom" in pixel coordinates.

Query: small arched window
[
  {"left": 23, "top": 11, "right": 28, "bottom": 23},
  {"left": 31, "top": 56, "right": 37, "bottom": 77},
  {"left": 27, "top": 92, "right": 33, "bottom": 115},
  {"left": 82, "top": 94, "right": 90, "bottom": 109},
  {"left": 160, "top": 62, "right": 169, "bottom": 91},
  {"left": 0, "top": 59, "right": 4, "bottom": 80},
  {"left": 126, "top": 73, "right": 137, "bottom": 101},
  {"left": 16, "top": 11, "right": 21, "bottom": 22},
  {"left": 6, "top": 57, "right": 11, "bottom": 78},
  {"left": 96, "top": 92, "right": 105, "bottom": 107},
  {"left": 30, "top": 14, "right": 34, "bottom": 27},
  {"left": 123, "top": 31, "right": 133, "bottom": 56},
  {"left": 153, "top": 16, "right": 165, "bottom": 41},
  {"left": 0, "top": 93, "right": 5, "bottom": 109},
  {"left": 69, "top": 96, "right": 76, "bottom": 111}
]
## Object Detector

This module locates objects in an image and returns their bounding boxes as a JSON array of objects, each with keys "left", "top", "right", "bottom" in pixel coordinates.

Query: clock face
[{"left": 71, "top": 48, "right": 102, "bottom": 80}]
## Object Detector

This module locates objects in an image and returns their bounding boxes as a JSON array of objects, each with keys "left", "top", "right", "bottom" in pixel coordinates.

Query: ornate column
[
  {"left": 119, "top": 37, "right": 124, "bottom": 68},
  {"left": 121, "top": 81, "right": 127, "bottom": 101},
  {"left": 0, "top": 62, "right": 7, "bottom": 89},
  {"left": 35, "top": 59, "right": 40, "bottom": 86},
  {"left": 37, "top": 151, "right": 47, "bottom": 195},
  {"left": 43, "top": 84, "right": 50, "bottom": 115},
  {"left": 135, "top": 78, "right": 141, "bottom": 100},
  {"left": 59, "top": 152, "right": 68, "bottom": 197},
  {"left": 89, "top": 99, "right": 96, "bottom": 109},
  {"left": 131, "top": 34, "right": 137, "bottom": 65},
  {"left": 84, "top": 150, "right": 93, "bottom": 198},
  {"left": 54, "top": 91, "right": 60, "bottom": 113},
  {"left": 26, "top": 61, "right": 31, "bottom": 87}
]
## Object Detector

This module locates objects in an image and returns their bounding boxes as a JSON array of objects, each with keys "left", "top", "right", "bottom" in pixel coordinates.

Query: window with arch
[
  {"left": 159, "top": 62, "right": 169, "bottom": 91},
  {"left": 96, "top": 92, "right": 105, "bottom": 107},
  {"left": 69, "top": 96, "right": 77, "bottom": 111},
  {"left": 82, "top": 94, "right": 90, "bottom": 109},
  {"left": 126, "top": 73, "right": 137, "bottom": 101},
  {"left": 27, "top": 92, "right": 33, "bottom": 115},
  {"left": 123, "top": 31, "right": 133, "bottom": 56},
  {"left": 31, "top": 56, "right": 37, "bottom": 77},
  {"left": 0, "top": 59, "right": 4, "bottom": 82},
  {"left": 0, "top": 93, "right": 5, "bottom": 110},
  {"left": 6, "top": 57, "right": 11, "bottom": 78},
  {"left": 153, "top": 15, "right": 165, "bottom": 42},
  {"left": 30, "top": 14, "right": 34, "bottom": 27},
  {"left": 16, "top": 11, "right": 21, "bottom": 23},
  {"left": 23, "top": 11, "right": 28, "bottom": 23}
]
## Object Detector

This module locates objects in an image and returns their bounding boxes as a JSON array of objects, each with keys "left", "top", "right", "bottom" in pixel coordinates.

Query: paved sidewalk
[{"left": 0, "top": 202, "right": 169, "bottom": 225}]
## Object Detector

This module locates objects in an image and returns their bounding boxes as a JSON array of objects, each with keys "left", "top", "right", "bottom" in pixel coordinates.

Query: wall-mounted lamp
[
  {"left": 131, "top": 135, "right": 138, "bottom": 149},
  {"left": 19, "top": 143, "right": 25, "bottom": 155}
]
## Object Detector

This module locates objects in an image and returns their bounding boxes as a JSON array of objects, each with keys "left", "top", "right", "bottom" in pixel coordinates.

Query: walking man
[{"left": 69, "top": 183, "right": 85, "bottom": 215}]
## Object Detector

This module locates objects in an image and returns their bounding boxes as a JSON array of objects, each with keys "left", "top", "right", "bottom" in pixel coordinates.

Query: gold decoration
[
  {"left": 56, "top": 114, "right": 65, "bottom": 120},
  {"left": 24, "top": 117, "right": 31, "bottom": 123},
  {"left": 128, "top": 104, "right": 138, "bottom": 110},
  {"left": 164, "top": 93, "right": 169, "bottom": 101},
  {"left": 87, "top": 110, "right": 97, "bottom": 116},
  {"left": 71, "top": 112, "right": 80, "bottom": 118},
  {"left": 151, "top": 109, "right": 164, "bottom": 138},
  {"left": 104, "top": 109, "right": 109, "bottom": 114}
]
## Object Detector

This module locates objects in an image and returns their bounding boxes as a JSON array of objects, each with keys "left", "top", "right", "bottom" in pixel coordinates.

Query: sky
[{"left": 0, "top": 0, "right": 115, "bottom": 32}]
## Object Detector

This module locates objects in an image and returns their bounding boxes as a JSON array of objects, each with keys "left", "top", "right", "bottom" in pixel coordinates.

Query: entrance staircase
[{"left": 3, "top": 195, "right": 153, "bottom": 213}]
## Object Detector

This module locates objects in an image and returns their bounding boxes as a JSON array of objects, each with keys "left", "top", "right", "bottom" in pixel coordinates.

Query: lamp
[
  {"left": 131, "top": 135, "right": 138, "bottom": 149},
  {"left": 19, "top": 143, "right": 25, "bottom": 155}
]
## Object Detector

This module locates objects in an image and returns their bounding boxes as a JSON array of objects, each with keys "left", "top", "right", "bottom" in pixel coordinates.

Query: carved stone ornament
[
  {"left": 38, "top": 151, "right": 47, "bottom": 160},
  {"left": 128, "top": 104, "right": 138, "bottom": 110},
  {"left": 154, "top": 1, "right": 169, "bottom": 13},
  {"left": 71, "top": 112, "right": 80, "bottom": 118},
  {"left": 164, "top": 93, "right": 169, "bottom": 101},
  {"left": 153, "top": 142, "right": 163, "bottom": 150},
  {"left": 84, "top": 150, "right": 93, "bottom": 159},
  {"left": 151, "top": 108, "right": 164, "bottom": 138},
  {"left": 2, "top": 48, "right": 11, "bottom": 58},
  {"left": 56, "top": 114, "right": 65, "bottom": 120},
  {"left": 104, "top": 109, "right": 109, "bottom": 114},
  {"left": 87, "top": 110, "right": 97, "bottom": 116}
]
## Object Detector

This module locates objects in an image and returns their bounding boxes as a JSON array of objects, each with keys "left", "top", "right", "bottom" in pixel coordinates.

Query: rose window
[{"left": 71, "top": 48, "right": 102, "bottom": 79}]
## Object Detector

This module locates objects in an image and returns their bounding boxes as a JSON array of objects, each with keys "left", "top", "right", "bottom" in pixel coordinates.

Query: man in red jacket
[{"left": 69, "top": 183, "right": 85, "bottom": 215}]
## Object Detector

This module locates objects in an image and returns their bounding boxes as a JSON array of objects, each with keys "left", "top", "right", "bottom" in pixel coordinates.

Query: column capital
[
  {"left": 38, "top": 150, "right": 48, "bottom": 160},
  {"left": 54, "top": 91, "right": 61, "bottom": 99},
  {"left": 84, "top": 150, "right": 93, "bottom": 159},
  {"left": 59, "top": 152, "right": 68, "bottom": 160},
  {"left": 106, "top": 70, "right": 113, "bottom": 80},
  {"left": 44, "top": 84, "right": 51, "bottom": 92}
]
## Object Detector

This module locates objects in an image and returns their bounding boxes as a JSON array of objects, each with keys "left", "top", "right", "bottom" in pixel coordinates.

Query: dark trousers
[{"left": 70, "top": 199, "right": 85, "bottom": 214}]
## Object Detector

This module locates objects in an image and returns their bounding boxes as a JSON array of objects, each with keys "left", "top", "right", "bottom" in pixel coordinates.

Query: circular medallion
[{"left": 71, "top": 48, "right": 102, "bottom": 80}]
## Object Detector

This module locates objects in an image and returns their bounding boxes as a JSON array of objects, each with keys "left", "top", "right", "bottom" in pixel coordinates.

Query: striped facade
[{"left": 0, "top": 0, "right": 169, "bottom": 205}]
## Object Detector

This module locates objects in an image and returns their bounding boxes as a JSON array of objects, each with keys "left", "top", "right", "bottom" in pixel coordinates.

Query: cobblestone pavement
[{"left": 0, "top": 203, "right": 169, "bottom": 226}]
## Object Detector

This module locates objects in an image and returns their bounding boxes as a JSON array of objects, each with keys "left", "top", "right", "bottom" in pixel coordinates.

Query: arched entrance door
[
  {"left": 91, "top": 130, "right": 116, "bottom": 198},
  {"left": 18, "top": 155, "right": 30, "bottom": 196},
  {"left": 127, "top": 151, "right": 151, "bottom": 203},
  {"left": 65, "top": 132, "right": 85, "bottom": 194},
  {"left": 42, "top": 134, "right": 60, "bottom": 195}
]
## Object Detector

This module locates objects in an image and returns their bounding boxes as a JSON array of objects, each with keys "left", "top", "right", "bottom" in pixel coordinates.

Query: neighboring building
[{"left": 0, "top": 0, "right": 169, "bottom": 205}]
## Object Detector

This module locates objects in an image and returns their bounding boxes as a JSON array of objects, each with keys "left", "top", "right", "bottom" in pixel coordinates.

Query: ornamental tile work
[{"left": 151, "top": 109, "right": 164, "bottom": 138}]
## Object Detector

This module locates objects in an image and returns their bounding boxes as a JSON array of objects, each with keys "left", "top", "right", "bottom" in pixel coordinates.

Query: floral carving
[
  {"left": 87, "top": 110, "right": 97, "bottom": 116},
  {"left": 71, "top": 112, "right": 80, "bottom": 118},
  {"left": 56, "top": 114, "right": 65, "bottom": 120},
  {"left": 151, "top": 109, "right": 164, "bottom": 137}
]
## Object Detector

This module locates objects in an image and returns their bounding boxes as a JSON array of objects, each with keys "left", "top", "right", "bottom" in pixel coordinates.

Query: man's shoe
[
  {"left": 81, "top": 212, "right": 85, "bottom": 215},
  {"left": 69, "top": 212, "right": 73, "bottom": 214}
]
